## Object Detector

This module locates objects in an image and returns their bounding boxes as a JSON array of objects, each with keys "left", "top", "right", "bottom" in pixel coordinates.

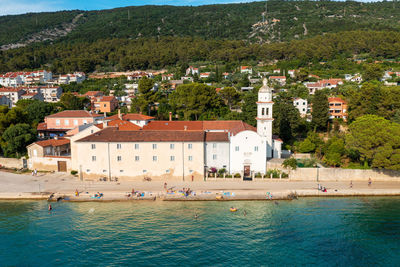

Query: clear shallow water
[{"left": 0, "top": 198, "right": 399, "bottom": 266}]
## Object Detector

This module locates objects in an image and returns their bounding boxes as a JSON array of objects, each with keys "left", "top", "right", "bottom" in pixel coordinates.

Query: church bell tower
[{"left": 257, "top": 78, "right": 274, "bottom": 157}]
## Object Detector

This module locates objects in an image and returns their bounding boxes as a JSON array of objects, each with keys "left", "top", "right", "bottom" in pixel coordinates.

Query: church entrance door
[{"left": 243, "top": 165, "right": 251, "bottom": 178}]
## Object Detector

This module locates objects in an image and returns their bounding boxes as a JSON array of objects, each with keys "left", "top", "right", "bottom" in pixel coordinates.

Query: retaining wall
[
  {"left": 0, "top": 157, "right": 24, "bottom": 169},
  {"left": 289, "top": 168, "right": 400, "bottom": 181}
]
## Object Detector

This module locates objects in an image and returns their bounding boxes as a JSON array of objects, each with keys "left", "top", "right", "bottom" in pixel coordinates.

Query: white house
[
  {"left": 186, "top": 66, "right": 199, "bottom": 76},
  {"left": 0, "top": 95, "right": 12, "bottom": 108},
  {"left": 293, "top": 98, "right": 308, "bottom": 117},
  {"left": 240, "top": 66, "right": 253, "bottom": 74}
]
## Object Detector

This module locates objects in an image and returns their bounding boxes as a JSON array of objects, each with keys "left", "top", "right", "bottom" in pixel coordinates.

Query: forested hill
[{"left": 2, "top": 1, "right": 400, "bottom": 48}]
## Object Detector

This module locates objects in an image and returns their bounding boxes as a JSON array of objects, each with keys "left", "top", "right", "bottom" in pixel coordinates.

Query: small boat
[{"left": 230, "top": 207, "right": 237, "bottom": 212}]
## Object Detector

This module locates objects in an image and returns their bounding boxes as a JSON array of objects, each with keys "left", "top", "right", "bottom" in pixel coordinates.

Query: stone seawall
[{"left": 289, "top": 168, "right": 400, "bottom": 181}]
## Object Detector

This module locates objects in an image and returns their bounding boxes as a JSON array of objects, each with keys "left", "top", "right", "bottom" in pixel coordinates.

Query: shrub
[
  {"left": 266, "top": 169, "right": 288, "bottom": 178},
  {"left": 282, "top": 158, "right": 298, "bottom": 170},
  {"left": 255, "top": 172, "right": 262, "bottom": 178},
  {"left": 71, "top": 170, "right": 78, "bottom": 175},
  {"left": 234, "top": 173, "right": 241, "bottom": 178},
  {"left": 218, "top": 168, "right": 226, "bottom": 176},
  {"left": 225, "top": 174, "right": 232, "bottom": 178}
]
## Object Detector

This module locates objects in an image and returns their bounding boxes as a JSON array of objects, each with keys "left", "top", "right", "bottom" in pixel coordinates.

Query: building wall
[
  {"left": 0, "top": 157, "right": 24, "bottom": 169},
  {"left": 28, "top": 156, "right": 71, "bottom": 172},
  {"left": 27, "top": 144, "right": 45, "bottom": 158},
  {"left": 230, "top": 131, "right": 267, "bottom": 174},
  {"left": 45, "top": 117, "right": 96, "bottom": 129},
  {"left": 204, "top": 141, "right": 230, "bottom": 171},
  {"left": 70, "top": 125, "right": 102, "bottom": 171},
  {"left": 74, "top": 141, "right": 204, "bottom": 181}
]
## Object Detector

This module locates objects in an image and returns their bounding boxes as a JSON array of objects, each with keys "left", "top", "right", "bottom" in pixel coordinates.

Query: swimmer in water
[
  {"left": 243, "top": 210, "right": 247, "bottom": 216},
  {"left": 48, "top": 204, "right": 52, "bottom": 211},
  {"left": 274, "top": 201, "right": 279, "bottom": 205},
  {"left": 194, "top": 213, "right": 198, "bottom": 219}
]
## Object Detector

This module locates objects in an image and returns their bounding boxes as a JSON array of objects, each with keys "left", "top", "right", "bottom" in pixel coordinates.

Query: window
[
  {"left": 303, "top": 102, "right": 306, "bottom": 105},
  {"left": 91, "top": 144, "right": 96, "bottom": 149},
  {"left": 254, "top": 146, "right": 259, "bottom": 152},
  {"left": 170, "top": 144, "right": 175, "bottom": 149},
  {"left": 170, "top": 156, "right": 175, "bottom": 161},
  {"left": 56, "top": 119, "right": 60, "bottom": 126},
  {"left": 188, "top": 143, "right": 193, "bottom": 149},
  {"left": 92, "top": 156, "right": 96, "bottom": 162},
  {"left": 103, "top": 170, "right": 107, "bottom": 173},
  {"left": 262, "top": 108, "right": 265, "bottom": 115},
  {"left": 135, "top": 156, "right": 140, "bottom": 161},
  {"left": 188, "top": 156, "right": 193, "bottom": 161},
  {"left": 83, "top": 120, "right": 87, "bottom": 124},
  {"left": 117, "top": 156, "right": 122, "bottom": 161},
  {"left": 166, "top": 170, "right": 170, "bottom": 173},
  {"left": 103, "top": 104, "right": 106, "bottom": 107},
  {"left": 120, "top": 170, "right": 124, "bottom": 173},
  {"left": 213, "top": 154, "right": 217, "bottom": 160},
  {"left": 143, "top": 170, "right": 147, "bottom": 173},
  {"left": 65, "top": 119, "right": 69, "bottom": 126},
  {"left": 152, "top": 144, "right": 157, "bottom": 149},
  {"left": 117, "top": 144, "right": 122, "bottom": 149},
  {"left": 213, "top": 143, "right": 217, "bottom": 149},
  {"left": 153, "top": 156, "right": 157, "bottom": 161},
  {"left": 266, "top": 108, "right": 269, "bottom": 115},
  {"left": 134, "top": 144, "right": 139, "bottom": 150},
  {"left": 235, "top": 146, "right": 239, "bottom": 151},
  {"left": 74, "top": 120, "right": 78, "bottom": 126}
]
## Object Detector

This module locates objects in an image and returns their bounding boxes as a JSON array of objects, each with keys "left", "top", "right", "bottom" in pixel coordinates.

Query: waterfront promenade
[{"left": 0, "top": 171, "right": 399, "bottom": 201}]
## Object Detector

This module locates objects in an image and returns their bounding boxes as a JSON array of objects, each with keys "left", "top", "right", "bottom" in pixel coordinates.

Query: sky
[{"left": 0, "top": 0, "right": 258, "bottom": 16}]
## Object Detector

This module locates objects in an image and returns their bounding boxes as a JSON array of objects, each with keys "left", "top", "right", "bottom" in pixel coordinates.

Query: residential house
[
  {"left": 328, "top": 97, "right": 348, "bottom": 121},
  {"left": 27, "top": 137, "right": 71, "bottom": 172},
  {"left": 288, "top": 70, "right": 296, "bottom": 78},
  {"left": 0, "top": 88, "right": 26, "bottom": 106},
  {"left": 273, "top": 69, "right": 281, "bottom": 74},
  {"left": 0, "top": 95, "right": 12, "bottom": 108},
  {"left": 39, "top": 86, "right": 63, "bottom": 102},
  {"left": 37, "top": 110, "right": 104, "bottom": 139},
  {"left": 186, "top": 66, "right": 199, "bottom": 76},
  {"left": 222, "top": 72, "right": 230, "bottom": 79},
  {"left": 94, "top": 96, "right": 119, "bottom": 113},
  {"left": 293, "top": 98, "right": 308, "bottom": 117},
  {"left": 105, "top": 112, "right": 154, "bottom": 127},
  {"left": 169, "top": 80, "right": 184, "bottom": 89},
  {"left": 21, "top": 92, "right": 44, "bottom": 101},
  {"left": 0, "top": 73, "right": 23, "bottom": 87},
  {"left": 269, "top": 76, "right": 286, "bottom": 86},
  {"left": 240, "top": 66, "right": 253, "bottom": 74},
  {"left": 84, "top": 91, "right": 104, "bottom": 101},
  {"left": 200, "top": 72, "right": 211, "bottom": 79},
  {"left": 162, "top": 74, "right": 174, "bottom": 81}
]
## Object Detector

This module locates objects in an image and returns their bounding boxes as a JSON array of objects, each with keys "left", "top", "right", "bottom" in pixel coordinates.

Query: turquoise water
[{"left": 0, "top": 198, "right": 399, "bottom": 266}]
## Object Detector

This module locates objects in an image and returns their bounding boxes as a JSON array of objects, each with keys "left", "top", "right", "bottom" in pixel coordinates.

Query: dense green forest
[
  {"left": 1, "top": 30, "right": 399, "bottom": 73},
  {"left": 1, "top": 1, "right": 400, "bottom": 47}
]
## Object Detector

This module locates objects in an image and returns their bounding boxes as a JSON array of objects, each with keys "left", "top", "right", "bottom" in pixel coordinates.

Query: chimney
[
  {"left": 169, "top": 112, "right": 172, "bottom": 121},
  {"left": 118, "top": 109, "right": 122, "bottom": 120}
]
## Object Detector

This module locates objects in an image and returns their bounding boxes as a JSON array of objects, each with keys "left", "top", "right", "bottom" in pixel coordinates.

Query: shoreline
[{"left": 1, "top": 189, "right": 400, "bottom": 202}]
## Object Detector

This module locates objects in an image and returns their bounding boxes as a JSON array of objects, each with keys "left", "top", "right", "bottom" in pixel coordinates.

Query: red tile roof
[
  {"left": 33, "top": 138, "right": 70, "bottom": 147},
  {"left": 143, "top": 120, "right": 256, "bottom": 135},
  {"left": 328, "top": 97, "right": 347, "bottom": 103},
  {"left": 107, "top": 119, "right": 141, "bottom": 131},
  {"left": 76, "top": 127, "right": 207, "bottom": 142},
  {"left": 46, "top": 110, "right": 103, "bottom": 118},
  {"left": 106, "top": 113, "right": 154, "bottom": 121},
  {"left": 84, "top": 91, "right": 103, "bottom": 97},
  {"left": 97, "top": 96, "right": 117, "bottom": 102}
]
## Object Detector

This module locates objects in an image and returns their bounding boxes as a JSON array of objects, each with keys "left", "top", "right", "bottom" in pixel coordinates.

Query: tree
[
  {"left": 363, "top": 63, "right": 383, "bottom": 81},
  {"left": 1, "top": 123, "right": 36, "bottom": 158},
  {"left": 24, "top": 100, "right": 54, "bottom": 124},
  {"left": 347, "top": 82, "right": 382, "bottom": 121},
  {"left": 241, "top": 89, "right": 258, "bottom": 126},
  {"left": 170, "top": 83, "right": 223, "bottom": 120},
  {"left": 345, "top": 115, "right": 400, "bottom": 168},
  {"left": 219, "top": 87, "right": 241, "bottom": 109},
  {"left": 311, "top": 90, "right": 329, "bottom": 131},
  {"left": 323, "top": 136, "right": 345, "bottom": 167},
  {"left": 298, "top": 138, "right": 316, "bottom": 153},
  {"left": 134, "top": 77, "right": 156, "bottom": 115},
  {"left": 60, "top": 93, "right": 87, "bottom": 110},
  {"left": 273, "top": 93, "right": 303, "bottom": 143}
]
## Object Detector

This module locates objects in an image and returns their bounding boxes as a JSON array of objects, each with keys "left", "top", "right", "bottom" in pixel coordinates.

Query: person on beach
[
  {"left": 368, "top": 178, "right": 372, "bottom": 187},
  {"left": 350, "top": 181, "right": 353, "bottom": 188},
  {"left": 75, "top": 189, "right": 79, "bottom": 197},
  {"left": 164, "top": 182, "right": 167, "bottom": 190},
  {"left": 131, "top": 188, "right": 135, "bottom": 195},
  {"left": 34, "top": 169, "right": 37, "bottom": 176}
]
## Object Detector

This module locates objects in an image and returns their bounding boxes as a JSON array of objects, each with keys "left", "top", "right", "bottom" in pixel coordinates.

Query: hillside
[{"left": 1, "top": 1, "right": 400, "bottom": 48}]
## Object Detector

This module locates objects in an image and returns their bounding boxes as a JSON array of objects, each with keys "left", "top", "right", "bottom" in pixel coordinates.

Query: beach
[{"left": 1, "top": 170, "right": 400, "bottom": 201}]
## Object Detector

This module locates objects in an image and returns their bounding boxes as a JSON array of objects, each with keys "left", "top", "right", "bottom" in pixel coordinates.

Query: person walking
[
  {"left": 350, "top": 180, "right": 353, "bottom": 188},
  {"left": 368, "top": 178, "right": 372, "bottom": 187}
]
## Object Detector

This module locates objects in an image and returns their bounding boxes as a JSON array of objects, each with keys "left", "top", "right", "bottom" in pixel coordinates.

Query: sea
[{"left": 0, "top": 197, "right": 399, "bottom": 266}]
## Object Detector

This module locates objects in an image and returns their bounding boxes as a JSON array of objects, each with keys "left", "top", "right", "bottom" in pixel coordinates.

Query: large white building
[{"left": 29, "top": 79, "right": 282, "bottom": 180}]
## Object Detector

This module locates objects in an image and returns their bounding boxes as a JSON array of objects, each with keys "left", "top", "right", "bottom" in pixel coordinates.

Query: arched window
[{"left": 262, "top": 108, "right": 265, "bottom": 115}]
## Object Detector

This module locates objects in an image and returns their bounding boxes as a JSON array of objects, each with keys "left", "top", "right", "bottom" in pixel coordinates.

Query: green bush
[
  {"left": 266, "top": 169, "right": 288, "bottom": 178},
  {"left": 234, "top": 173, "right": 241, "bottom": 178},
  {"left": 71, "top": 170, "right": 78, "bottom": 175},
  {"left": 255, "top": 172, "right": 262, "bottom": 178},
  {"left": 225, "top": 174, "right": 232, "bottom": 178}
]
